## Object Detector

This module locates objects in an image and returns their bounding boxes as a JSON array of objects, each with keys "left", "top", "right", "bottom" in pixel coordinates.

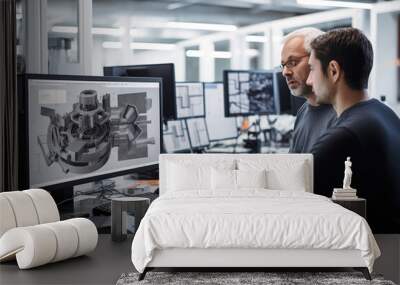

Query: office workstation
[{"left": 2, "top": 1, "right": 400, "bottom": 284}]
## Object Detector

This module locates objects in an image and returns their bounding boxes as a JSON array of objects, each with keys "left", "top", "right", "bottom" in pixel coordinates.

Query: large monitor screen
[
  {"left": 275, "top": 71, "right": 306, "bottom": 116},
  {"left": 224, "top": 70, "right": 279, "bottom": 117},
  {"left": 175, "top": 82, "right": 205, "bottom": 119},
  {"left": 204, "top": 82, "right": 238, "bottom": 141},
  {"left": 19, "top": 74, "right": 162, "bottom": 189},
  {"left": 186, "top": 118, "right": 210, "bottom": 149},
  {"left": 162, "top": 120, "right": 191, "bottom": 153},
  {"left": 103, "top": 63, "right": 177, "bottom": 121}
]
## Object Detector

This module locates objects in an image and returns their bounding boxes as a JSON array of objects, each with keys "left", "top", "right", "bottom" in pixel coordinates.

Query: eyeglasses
[{"left": 280, "top": 55, "right": 309, "bottom": 70}]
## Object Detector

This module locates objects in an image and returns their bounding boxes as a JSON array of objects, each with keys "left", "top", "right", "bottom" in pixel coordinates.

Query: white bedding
[{"left": 131, "top": 190, "right": 380, "bottom": 273}]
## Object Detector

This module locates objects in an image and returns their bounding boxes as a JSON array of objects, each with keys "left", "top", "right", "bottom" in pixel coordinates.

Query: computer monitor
[
  {"left": 291, "top": 96, "right": 306, "bottom": 116},
  {"left": 162, "top": 120, "right": 191, "bottom": 153},
  {"left": 103, "top": 63, "right": 177, "bottom": 121},
  {"left": 274, "top": 71, "right": 306, "bottom": 115},
  {"left": 223, "top": 70, "right": 279, "bottom": 117},
  {"left": 204, "top": 82, "right": 238, "bottom": 141},
  {"left": 185, "top": 117, "right": 210, "bottom": 149},
  {"left": 175, "top": 82, "right": 205, "bottom": 119},
  {"left": 18, "top": 74, "right": 162, "bottom": 190}
]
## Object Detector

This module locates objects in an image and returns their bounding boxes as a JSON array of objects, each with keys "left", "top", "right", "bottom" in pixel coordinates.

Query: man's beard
[{"left": 289, "top": 83, "right": 313, "bottom": 98}]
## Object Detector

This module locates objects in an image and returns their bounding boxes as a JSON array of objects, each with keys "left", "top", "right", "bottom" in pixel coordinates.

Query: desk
[{"left": 60, "top": 178, "right": 158, "bottom": 233}]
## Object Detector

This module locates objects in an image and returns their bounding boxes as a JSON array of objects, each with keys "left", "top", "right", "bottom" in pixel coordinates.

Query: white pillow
[
  {"left": 236, "top": 169, "right": 267, "bottom": 189},
  {"left": 167, "top": 162, "right": 211, "bottom": 191},
  {"left": 266, "top": 162, "right": 307, "bottom": 191},
  {"left": 211, "top": 168, "right": 267, "bottom": 190},
  {"left": 238, "top": 159, "right": 308, "bottom": 192},
  {"left": 211, "top": 168, "right": 236, "bottom": 190}
]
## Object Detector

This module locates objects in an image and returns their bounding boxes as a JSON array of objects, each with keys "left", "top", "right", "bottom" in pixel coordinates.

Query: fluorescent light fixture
[
  {"left": 186, "top": 50, "right": 203, "bottom": 57},
  {"left": 103, "top": 41, "right": 176, "bottom": 50},
  {"left": 52, "top": 26, "right": 124, "bottom": 36},
  {"left": 213, "top": 51, "right": 232, "bottom": 59},
  {"left": 297, "top": 0, "right": 373, "bottom": 9},
  {"left": 102, "top": 41, "right": 122, "bottom": 49},
  {"left": 167, "top": 21, "right": 237, "bottom": 32},
  {"left": 52, "top": 26, "right": 78, "bottom": 34},
  {"left": 185, "top": 50, "right": 232, "bottom": 59},
  {"left": 245, "top": 49, "right": 260, "bottom": 57},
  {"left": 92, "top": 27, "right": 124, "bottom": 36},
  {"left": 130, "top": 42, "right": 176, "bottom": 50},
  {"left": 245, "top": 35, "right": 268, "bottom": 43}
]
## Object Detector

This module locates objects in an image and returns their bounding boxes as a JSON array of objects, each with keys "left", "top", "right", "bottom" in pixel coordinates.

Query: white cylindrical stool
[{"left": 111, "top": 197, "right": 150, "bottom": 242}]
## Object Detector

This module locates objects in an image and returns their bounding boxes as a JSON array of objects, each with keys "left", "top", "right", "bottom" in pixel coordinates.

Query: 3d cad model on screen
[{"left": 37, "top": 89, "right": 155, "bottom": 174}]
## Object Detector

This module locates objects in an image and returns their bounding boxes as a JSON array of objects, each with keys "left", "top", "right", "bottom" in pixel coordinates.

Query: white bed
[{"left": 131, "top": 154, "right": 380, "bottom": 280}]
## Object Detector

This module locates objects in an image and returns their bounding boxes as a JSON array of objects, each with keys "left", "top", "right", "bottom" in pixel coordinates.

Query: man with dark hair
[{"left": 307, "top": 28, "right": 400, "bottom": 233}]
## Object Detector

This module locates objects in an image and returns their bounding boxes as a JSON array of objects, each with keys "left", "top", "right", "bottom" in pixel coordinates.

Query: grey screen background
[
  {"left": 186, "top": 117, "right": 209, "bottom": 148},
  {"left": 204, "top": 83, "right": 237, "bottom": 141},
  {"left": 28, "top": 79, "right": 161, "bottom": 187},
  {"left": 175, "top": 82, "right": 205, "bottom": 118},
  {"left": 163, "top": 120, "right": 190, "bottom": 152}
]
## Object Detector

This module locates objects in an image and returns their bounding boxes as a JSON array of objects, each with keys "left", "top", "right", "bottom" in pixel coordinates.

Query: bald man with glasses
[{"left": 281, "top": 28, "right": 337, "bottom": 153}]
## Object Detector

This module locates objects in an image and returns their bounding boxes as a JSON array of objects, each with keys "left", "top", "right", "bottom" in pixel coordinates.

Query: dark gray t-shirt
[
  {"left": 311, "top": 99, "right": 400, "bottom": 233},
  {"left": 289, "top": 102, "right": 337, "bottom": 153}
]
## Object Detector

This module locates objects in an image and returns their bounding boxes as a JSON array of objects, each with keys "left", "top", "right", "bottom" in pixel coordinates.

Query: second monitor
[
  {"left": 162, "top": 120, "right": 191, "bottom": 153},
  {"left": 186, "top": 117, "right": 210, "bottom": 149},
  {"left": 224, "top": 70, "right": 278, "bottom": 117},
  {"left": 175, "top": 82, "right": 205, "bottom": 119},
  {"left": 204, "top": 82, "right": 238, "bottom": 141},
  {"left": 103, "top": 63, "right": 177, "bottom": 121}
]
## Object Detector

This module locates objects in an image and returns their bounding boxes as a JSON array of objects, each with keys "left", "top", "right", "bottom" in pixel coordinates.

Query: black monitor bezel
[
  {"left": 103, "top": 63, "right": 177, "bottom": 121},
  {"left": 223, "top": 69, "right": 279, "bottom": 117},
  {"left": 185, "top": 117, "right": 211, "bottom": 149},
  {"left": 204, "top": 81, "right": 238, "bottom": 142},
  {"left": 175, "top": 81, "right": 206, "bottom": 119},
  {"left": 18, "top": 73, "right": 163, "bottom": 192}
]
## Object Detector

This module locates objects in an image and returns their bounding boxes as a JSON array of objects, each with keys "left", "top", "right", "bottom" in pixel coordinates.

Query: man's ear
[{"left": 328, "top": 60, "right": 341, "bottom": 84}]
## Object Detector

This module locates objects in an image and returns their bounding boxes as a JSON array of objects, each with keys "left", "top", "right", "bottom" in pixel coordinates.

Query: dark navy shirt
[
  {"left": 289, "top": 102, "right": 337, "bottom": 153},
  {"left": 311, "top": 99, "right": 400, "bottom": 233}
]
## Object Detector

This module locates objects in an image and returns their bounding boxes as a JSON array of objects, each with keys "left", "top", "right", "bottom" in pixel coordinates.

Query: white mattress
[{"left": 131, "top": 190, "right": 380, "bottom": 273}]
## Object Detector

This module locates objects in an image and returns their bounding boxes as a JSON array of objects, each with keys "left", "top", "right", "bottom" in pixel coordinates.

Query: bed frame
[
  {"left": 138, "top": 154, "right": 372, "bottom": 281},
  {"left": 139, "top": 248, "right": 371, "bottom": 280}
]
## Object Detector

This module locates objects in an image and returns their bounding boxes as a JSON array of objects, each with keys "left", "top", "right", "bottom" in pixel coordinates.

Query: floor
[
  {"left": 0, "top": 234, "right": 134, "bottom": 285},
  {"left": 1, "top": 234, "right": 398, "bottom": 285}
]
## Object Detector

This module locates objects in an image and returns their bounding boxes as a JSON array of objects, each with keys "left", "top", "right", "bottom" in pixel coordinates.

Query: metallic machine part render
[{"left": 37, "top": 90, "right": 155, "bottom": 174}]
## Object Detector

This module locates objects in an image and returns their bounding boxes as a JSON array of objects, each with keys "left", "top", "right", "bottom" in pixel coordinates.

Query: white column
[
  {"left": 262, "top": 29, "right": 274, "bottom": 69},
  {"left": 230, "top": 34, "right": 248, "bottom": 69},
  {"left": 26, "top": 0, "right": 47, "bottom": 73},
  {"left": 79, "top": 0, "right": 92, "bottom": 75},
  {"left": 352, "top": 10, "right": 370, "bottom": 38},
  {"left": 175, "top": 47, "right": 186, "bottom": 82},
  {"left": 199, "top": 40, "right": 214, "bottom": 82},
  {"left": 271, "top": 28, "right": 283, "bottom": 69},
  {"left": 121, "top": 17, "right": 133, "bottom": 66}
]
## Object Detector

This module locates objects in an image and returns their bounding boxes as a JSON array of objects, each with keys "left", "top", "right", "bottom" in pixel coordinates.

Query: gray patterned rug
[{"left": 116, "top": 271, "right": 396, "bottom": 285}]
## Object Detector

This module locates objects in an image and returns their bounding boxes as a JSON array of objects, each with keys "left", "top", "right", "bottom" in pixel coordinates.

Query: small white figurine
[{"left": 342, "top": 157, "right": 353, "bottom": 190}]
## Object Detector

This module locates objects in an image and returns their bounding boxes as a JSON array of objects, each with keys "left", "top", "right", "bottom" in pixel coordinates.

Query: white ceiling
[{"left": 47, "top": 0, "right": 386, "bottom": 44}]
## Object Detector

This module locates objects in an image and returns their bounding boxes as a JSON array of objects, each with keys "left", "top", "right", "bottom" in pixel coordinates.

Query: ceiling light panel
[{"left": 297, "top": 0, "right": 374, "bottom": 9}]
